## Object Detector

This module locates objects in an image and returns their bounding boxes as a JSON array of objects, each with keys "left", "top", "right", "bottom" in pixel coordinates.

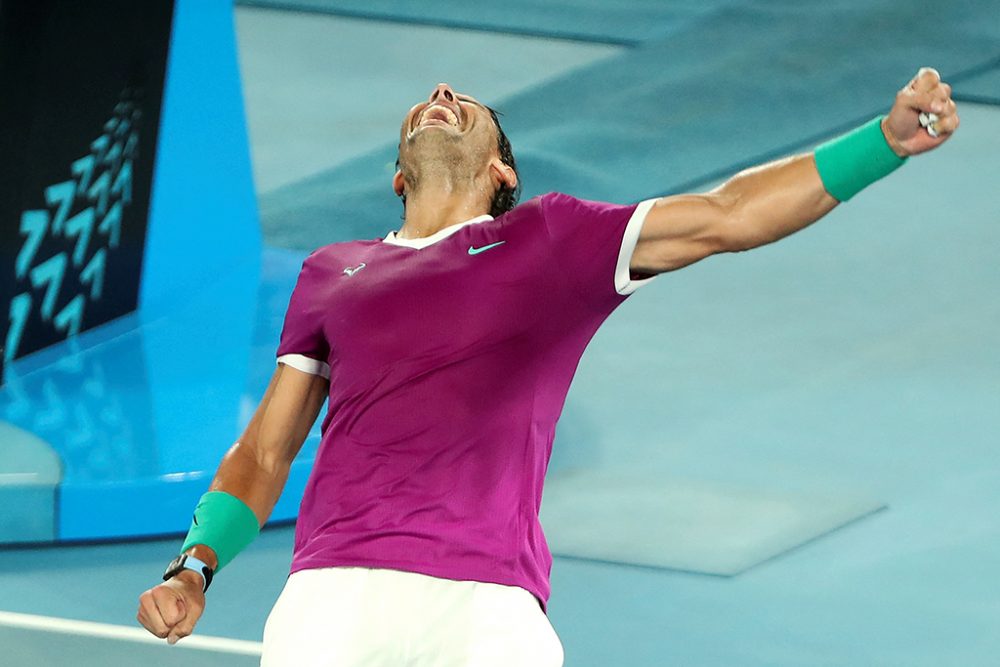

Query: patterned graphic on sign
[
  {"left": 0, "top": 335, "right": 158, "bottom": 482},
  {"left": 5, "top": 92, "right": 139, "bottom": 363}
]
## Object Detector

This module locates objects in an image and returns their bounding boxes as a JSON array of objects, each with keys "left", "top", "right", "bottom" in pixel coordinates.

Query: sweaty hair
[
  {"left": 396, "top": 105, "right": 521, "bottom": 218},
  {"left": 485, "top": 107, "right": 521, "bottom": 217}
]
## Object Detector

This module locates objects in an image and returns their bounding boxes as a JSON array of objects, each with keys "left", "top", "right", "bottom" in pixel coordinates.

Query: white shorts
[{"left": 261, "top": 566, "right": 565, "bottom": 667}]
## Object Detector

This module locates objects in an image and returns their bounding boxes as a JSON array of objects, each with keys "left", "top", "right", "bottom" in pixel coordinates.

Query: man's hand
[
  {"left": 883, "top": 67, "right": 959, "bottom": 157},
  {"left": 137, "top": 570, "right": 206, "bottom": 645}
]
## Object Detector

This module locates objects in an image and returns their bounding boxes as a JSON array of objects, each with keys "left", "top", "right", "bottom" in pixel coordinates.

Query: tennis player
[{"left": 138, "top": 67, "right": 958, "bottom": 665}]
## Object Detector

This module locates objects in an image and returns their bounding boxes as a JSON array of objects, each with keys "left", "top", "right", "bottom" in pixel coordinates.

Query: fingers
[
  {"left": 152, "top": 585, "right": 187, "bottom": 627},
  {"left": 896, "top": 66, "right": 959, "bottom": 139},
  {"left": 137, "top": 589, "right": 172, "bottom": 639},
  {"left": 169, "top": 606, "right": 204, "bottom": 645},
  {"left": 903, "top": 74, "right": 951, "bottom": 113},
  {"left": 932, "top": 98, "right": 960, "bottom": 134},
  {"left": 910, "top": 66, "right": 941, "bottom": 94},
  {"left": 137, "top": 585, "right": 191, "bottom": 642}
]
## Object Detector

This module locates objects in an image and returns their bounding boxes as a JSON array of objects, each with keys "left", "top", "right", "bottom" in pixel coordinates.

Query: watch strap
[{"left": 163, "top": 554, "right": 214, "bottom": 592}]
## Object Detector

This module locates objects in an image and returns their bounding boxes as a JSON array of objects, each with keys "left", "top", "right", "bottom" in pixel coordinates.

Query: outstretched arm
[{"left": 630, "top": 67, "right": 959, "bottom": 275}]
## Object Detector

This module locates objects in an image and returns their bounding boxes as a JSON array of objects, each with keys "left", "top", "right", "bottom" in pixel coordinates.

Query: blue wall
[{"left": 141, "top": 0, "right": 260, "bottom": 316}]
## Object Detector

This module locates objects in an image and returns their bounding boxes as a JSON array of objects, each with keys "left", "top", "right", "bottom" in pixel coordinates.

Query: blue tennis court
[{"left": 2, "top": 1, "right": 998, "bottom": 665}]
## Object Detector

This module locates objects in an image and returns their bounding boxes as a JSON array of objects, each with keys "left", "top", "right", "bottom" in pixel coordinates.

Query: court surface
[{"left": 1, "top": 3, "right": 998, "bottom": 665}]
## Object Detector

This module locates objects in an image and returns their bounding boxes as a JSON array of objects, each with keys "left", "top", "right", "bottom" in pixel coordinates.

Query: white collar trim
[{"left": 383, "top": 214, "right": 493, "bottom": 249}]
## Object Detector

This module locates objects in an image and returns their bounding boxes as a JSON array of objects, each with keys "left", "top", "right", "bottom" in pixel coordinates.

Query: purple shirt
[{"left": 275, "top": 192, "right": 655, "bottom": 612}]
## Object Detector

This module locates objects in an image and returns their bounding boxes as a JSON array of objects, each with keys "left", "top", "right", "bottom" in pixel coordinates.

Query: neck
[{"left": 398, "top": 185, "right": 491, "bottom": 239}]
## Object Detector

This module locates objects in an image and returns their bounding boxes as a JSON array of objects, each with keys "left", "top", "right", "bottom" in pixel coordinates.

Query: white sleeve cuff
[
  {"left": 614, "top": 198, "right": 658, "bottom": 295},
  {"left": 277, "top": 353, "right": 331, "bottom": 379}
]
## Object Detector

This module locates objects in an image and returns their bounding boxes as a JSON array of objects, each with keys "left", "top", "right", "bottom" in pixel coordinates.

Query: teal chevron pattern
[
  {"left": 16, "top": 210, "right": 49, "bottom": 280},
  {"left": 98, "top": 202, "right": 122, "bottom": 249},
  {"left": 5, "top": 91, "right": 140, "bottom": 363},
  {"left": 65, "top": 208, "right": 95, "bottom": 266},
  {"left": 112, "top": 160, "right": 132, "bottom": 204},
  {"left": 29, "top": 253, "right": 68, "bottom": 321},
  {"left": 45, "top": 181, "right": 75, "bottom": 235},
  {"left": 71, "top": 155, "right": 96, "bottom": 192},
  {"left": 80, "top": 249, "right": 106, "bottom": 300},
  {"left": 53, "top": 295, "right": 85, "bottom": 337},
  {"left": 4, "top": 294, "right": 32, "bottom": 365},
  {"left": 87, "top": 171, "right": 111, "bottom": 217}
]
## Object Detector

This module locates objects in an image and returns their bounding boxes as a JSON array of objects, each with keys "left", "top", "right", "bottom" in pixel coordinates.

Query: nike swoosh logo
[{"left": 468, "top": 241, "right": 506, "bottom": 255}]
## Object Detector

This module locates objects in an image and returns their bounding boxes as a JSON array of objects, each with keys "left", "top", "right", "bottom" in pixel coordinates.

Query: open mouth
[{"left": 416, "top": 104, "right": 460, "bottom": 129}]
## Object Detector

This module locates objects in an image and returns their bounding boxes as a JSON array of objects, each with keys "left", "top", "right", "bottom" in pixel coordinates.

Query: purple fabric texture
[{"left": 276, "top": 193, "right": 641, "bottom": 612}]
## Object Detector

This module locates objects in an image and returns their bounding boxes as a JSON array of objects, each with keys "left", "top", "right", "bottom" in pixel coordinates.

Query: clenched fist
[
  {"left": 883, "top": 67, "right": 959, "bottom": 157},
  {"left": 137, "top": 569, "right": 206, "bottom": 645}
]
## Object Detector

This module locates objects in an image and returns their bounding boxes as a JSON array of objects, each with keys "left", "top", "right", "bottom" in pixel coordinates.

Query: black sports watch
[{"left": 163, "top": 554, "right": 214, "bottom": 593}]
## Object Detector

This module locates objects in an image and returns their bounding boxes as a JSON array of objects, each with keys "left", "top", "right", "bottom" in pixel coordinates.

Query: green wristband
[
  {"left": 181, "top": 491, "right": 260, "bottom": 572},
  {"left": 813, "top": 116, "right": 907, "bottom": 202}
]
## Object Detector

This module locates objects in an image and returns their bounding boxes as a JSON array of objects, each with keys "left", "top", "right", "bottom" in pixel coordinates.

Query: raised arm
[
  {"left": 137, "top": 363, "right": 328, "bottom": 644},
  {"left": 630, "top": 67, "right": 959, "bottom": 275}
]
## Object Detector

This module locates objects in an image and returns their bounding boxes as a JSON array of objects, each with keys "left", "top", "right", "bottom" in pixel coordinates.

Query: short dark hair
[
  {"left": 485, "top": 106, "right": 521, "bottom": 217},
  {"left": 396, "top": 105, "right": 521, "bottom": 218}
]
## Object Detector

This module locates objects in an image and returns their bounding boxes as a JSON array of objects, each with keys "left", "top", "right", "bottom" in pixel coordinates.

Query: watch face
[{"left": 163, "top": 555, "right": 187, "bottom": 580}]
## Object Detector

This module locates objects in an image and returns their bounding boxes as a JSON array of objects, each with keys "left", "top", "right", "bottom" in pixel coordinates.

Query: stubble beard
[{"left": 402, "top": 130, "right": 490, "bottom": 195}]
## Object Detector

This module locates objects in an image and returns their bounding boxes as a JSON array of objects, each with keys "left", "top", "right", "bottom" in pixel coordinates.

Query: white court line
[
  {"left": 0, "top": 610, "right": 262, "bottom": 655},
  {"left": 0, "top": 473, "right": 43, "bottom": 482}
]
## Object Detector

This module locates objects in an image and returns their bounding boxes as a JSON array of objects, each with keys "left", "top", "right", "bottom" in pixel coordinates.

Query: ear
[
  {"left": 489, "top": 159, "right": 517, "bottom": 191},
  {"left": 392, "top": 170, "right": 405, "bottom": 197}
]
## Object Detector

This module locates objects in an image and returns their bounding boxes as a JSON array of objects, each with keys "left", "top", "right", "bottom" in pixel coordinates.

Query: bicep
[
  {"left": 632, "top": 154, "right": 840, "bottom": 275},
  {"left": 243, "top": 363, "right": 328, "bottom": 468},
  {"left": 629, "top": 192, "right": 733, "bottom": 275}
]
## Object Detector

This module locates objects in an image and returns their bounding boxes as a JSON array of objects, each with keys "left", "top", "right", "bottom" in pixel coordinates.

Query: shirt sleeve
[
  {"left": 275, "top": 251, "right": 331, "bottom": 379},
  {"left": 539, "top": 192, "right": 658, "bottom": 305}
]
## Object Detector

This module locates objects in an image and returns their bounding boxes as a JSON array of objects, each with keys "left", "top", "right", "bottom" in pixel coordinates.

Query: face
[
  {"left": 395, "top": 83, "right": 515, "bottom": 198},
  {"left": 400, "top": 83, "right": 495, "bottom": 146}
]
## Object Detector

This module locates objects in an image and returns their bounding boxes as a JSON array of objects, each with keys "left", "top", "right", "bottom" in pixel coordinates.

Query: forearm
[
  {"left": 211, "top": 440, "right": 290, "bottom": 526},
  {"left": 180, "top": 445, "right": 287, "bottom": 570},
  {"left": 715, "top": 152, "right": 838, "bottom": 252},
  {"left": 178, "top": 365, "right": 325, "bottom": 570},
  {"left": 205, "top": 363, "right": 321, "bottom": 526}
]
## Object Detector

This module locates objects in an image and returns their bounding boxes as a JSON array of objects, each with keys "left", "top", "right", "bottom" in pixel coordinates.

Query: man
[{"left": 138, "top": 68, "right": 958, "bottom": 665}]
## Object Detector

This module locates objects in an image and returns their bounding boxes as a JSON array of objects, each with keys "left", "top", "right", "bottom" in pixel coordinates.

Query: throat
[{"left": 398, "top": 189, "right": 491, "bottom": 240}]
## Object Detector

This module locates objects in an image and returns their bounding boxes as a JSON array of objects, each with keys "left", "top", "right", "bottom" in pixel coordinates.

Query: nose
[{"left": 428, "top": 83, "right": 456, "bottom": 104}]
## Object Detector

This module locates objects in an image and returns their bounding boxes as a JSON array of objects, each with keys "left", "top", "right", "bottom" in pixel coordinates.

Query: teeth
[{"left": 420, "top": 105, "right": 459, "bottom": 127}]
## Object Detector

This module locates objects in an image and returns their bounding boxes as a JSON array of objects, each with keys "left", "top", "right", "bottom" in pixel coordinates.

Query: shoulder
[
  {"left": 495, "top": 192, "right": 574, "bottom": 225},
  {"left": 492, "top": 192, "right": 619, "bottom": 238},
  {"left": 303, "top": 240, "right": 376, "bottom": 266},
  {"left": 295, "top": 240, "right": 375, "bottom": 282},
  {"left": 522, "top": 191, "right": 577, "bottom": 211},
  {"left": 532, "top": 192, "right": 625, "bottom": 218},
  {"left": 524, "top": 192, "right": 635, "bottom": 227}
]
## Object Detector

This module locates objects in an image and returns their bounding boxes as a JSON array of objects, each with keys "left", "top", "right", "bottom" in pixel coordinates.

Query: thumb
[{"left": 167, "top": 602, "right": 204, "bottom": 645}]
